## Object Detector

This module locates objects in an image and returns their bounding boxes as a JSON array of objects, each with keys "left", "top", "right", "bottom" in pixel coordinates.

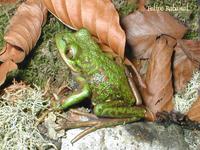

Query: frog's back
[{"left": 74, "top": 29, "right": 135, "bottom": 105}]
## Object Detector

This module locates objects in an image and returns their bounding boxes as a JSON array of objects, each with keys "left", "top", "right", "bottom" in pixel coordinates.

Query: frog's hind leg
[
  {"left": 94, "top": 101, "right": 146, "bottom": 118},
  {"left": 66, "top": 101, "right": 146, "bottom": 143}
]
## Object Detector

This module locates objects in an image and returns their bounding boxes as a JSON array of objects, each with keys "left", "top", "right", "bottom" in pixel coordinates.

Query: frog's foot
[
  {"left": 67, "top": 117, "right": 140, "bottom": 143},
  {"left": 56, "top": 116, "right": 140, "bottom": 143},
  {"left": 55, "top": 109, "right": 99, "bottom": 131}
]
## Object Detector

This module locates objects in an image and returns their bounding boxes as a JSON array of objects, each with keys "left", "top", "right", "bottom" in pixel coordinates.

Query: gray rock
[
  {"left": 61, "top": 122, "right": 199, "bottom": 150},
  {"left": 184, "top": 129, "right": 200, "bottom": 150}
]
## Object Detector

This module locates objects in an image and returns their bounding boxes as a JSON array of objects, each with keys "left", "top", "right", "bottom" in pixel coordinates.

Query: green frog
[{"left": 55, "top": 28, "right": 146, "bottom": 120}]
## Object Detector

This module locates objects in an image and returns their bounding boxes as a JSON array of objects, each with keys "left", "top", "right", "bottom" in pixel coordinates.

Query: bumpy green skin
[
  {"left": 74, "top": 30, "right": 134, "bottom": 105},
  {"left": 55, "top": 29, "right": 145, "bottom": 119}
]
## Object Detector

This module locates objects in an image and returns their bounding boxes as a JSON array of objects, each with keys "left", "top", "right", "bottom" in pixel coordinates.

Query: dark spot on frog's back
[
  {"left": 92, "top": 91, "right": 99, "bottom": 98},
  {"left": 98, "top": 68, "right": 109, "bottom": 81},
  {"left": 98, "top": 68, "right": 104, "bottom": 73},
  {"left": 104, "top": 76, "right": 109, "bottom": 81}
]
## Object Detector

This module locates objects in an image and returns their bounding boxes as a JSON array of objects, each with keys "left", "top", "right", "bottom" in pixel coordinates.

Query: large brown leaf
[
  {"left": 0, "top": 0, "right": 47, "bottom": 86},
  {"left": 142, "top": 35, "right": 176, "bottom": 116},
  {"left": 177, "top": 40, "right": 200, "bottom": 66},
  {"left": 173, "top": 41, "right": 198, "bottom": 92},
  {"left": 187, "top": 96, "right": 200, "bottom": 122},
  {"left": 176, "top": 40, "right": 200, "bottom": 122},
  {"left": 122, "top": 10, "right": 187, "bottom": 59},
  {"left": 42, "top": 0, "right": 126, "bottom": 58}
]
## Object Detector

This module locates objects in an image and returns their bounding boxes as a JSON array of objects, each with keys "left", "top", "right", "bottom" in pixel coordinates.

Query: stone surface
[
  {"left": 184, "top": 129, "right": 200, "bottom": 150},
  {"left": 61, "top": 122, "right": 200, "bottom": 150}
]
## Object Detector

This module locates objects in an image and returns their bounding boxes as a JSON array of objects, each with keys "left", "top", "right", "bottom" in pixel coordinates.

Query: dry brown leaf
[
  {"left": 0, "top": 60, "right": 17, "bottom": 86},
  {"left": 141, "top": 35, "right": 176, "bottom": 116},
  {"left": 42, "top": 0, "right": 125, "bottom": 58},
  {"left": 131, "top": 41, "right": 198, "bottom": 93},
  {"left": 0, "top": 0, "right": 47, "bottom": 63},
  {"left": 122, "top": 10, "right": 187, "bottom": 59},
  {"left": 0, "top": 0, "right": 47, "bottom": 86},
  {"left": 187, "top": 96, "right": 200, "bottom": 122},
  {"left": 177, "top": 40, "right": 200, "bottom": 66},
  {"left": 173, "top": 41, "right": 198, "bottom": 92},
  {"left": 138, "top": 0, "right": 146, "bottom": 11},
  {"left": 0, "top": 44, "right": 25, "bottom": 63},
  {"left": 174, "top": 40, "right": 200, "bottom": 122}
]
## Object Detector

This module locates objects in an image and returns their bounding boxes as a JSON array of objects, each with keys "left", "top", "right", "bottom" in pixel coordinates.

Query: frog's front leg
[
  {"left": 60, "top": 76, "right": 91, "bottom": 110},
  {"left": 94, "top": 101, "right": 146, "bottom": 119}
]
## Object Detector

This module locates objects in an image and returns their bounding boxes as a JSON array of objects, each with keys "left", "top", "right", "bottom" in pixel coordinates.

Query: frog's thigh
[
  {"left": 61, "top": 76, "right": 91, "bottom": 109},
  {"left": 93, "top": 101, "right": 145, "bottom": 118}
]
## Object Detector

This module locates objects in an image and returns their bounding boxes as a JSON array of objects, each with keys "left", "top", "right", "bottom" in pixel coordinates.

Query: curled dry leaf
[
  {"left": 0, "top": 60, "right": 17, "bottom": 86},
  {"left": 138, "top": 0, "right": 146, "bottom": 11},
  {"left": 0, "top": 0, "right": 47, "bottom": 63},
  {"left": 142, "top": 35, "right": 176, "bottom": 117},
  {"left": 0, "top": 44, "right": 25, "bottom": 63},
  {"left": 0, "top": 0, "right": 47, "bottom": 86},
  {"left": 173, "top": 41, "right": 198, "bottom": 92},
  {"left": 42, "top": 0, "right": 125, "bottom": 58},
  {"left": 122, "top": 10, "right": 187, "bottom": 59},
  {"left": 187, "top": 96, "right": 200, "bottom": 122}
]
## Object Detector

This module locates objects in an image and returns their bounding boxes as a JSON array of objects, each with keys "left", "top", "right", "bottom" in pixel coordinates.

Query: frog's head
[{"left": 55, "top": 29, "right": 93, "bottom": 72}]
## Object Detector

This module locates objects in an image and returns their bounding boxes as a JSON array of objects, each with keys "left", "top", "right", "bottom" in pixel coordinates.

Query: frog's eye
[
  {"left": 66, "top": 47, "right": 74, "bottom": 59},
  {"left": 66, "top": 45, "right": 78, "bottom": 59}
]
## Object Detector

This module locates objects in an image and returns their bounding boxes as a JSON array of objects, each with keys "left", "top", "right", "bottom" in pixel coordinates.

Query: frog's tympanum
[{"left": 55, "top": 28, "right": 146, "bottom": 120}]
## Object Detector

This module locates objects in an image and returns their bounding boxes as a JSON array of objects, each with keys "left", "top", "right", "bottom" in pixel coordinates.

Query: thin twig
[{"left": 69, "top": 109, "right": 99, "bottom": 119}]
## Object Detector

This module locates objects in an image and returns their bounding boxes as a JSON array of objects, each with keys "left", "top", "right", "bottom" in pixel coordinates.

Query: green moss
[
  {"left": 14, "top": 14, "right": 73, "bottom": 88},
  {"left": 41, "top": 14, "right": 66, "bottom": 41},
  {"left": 0, "top": 4, "right": 17, "bottom": 50},
  {"left": 0, "top": 0, "right": 25, "bottom": 49},
  {"left": 112, "top": 0, "right": 137, "bottom": 16},
  {"left": 16, "top": 39, "right": 70, "bottom": 88},
  {"left": 147, "top": 0, "right": 200, "bottom": 40}
]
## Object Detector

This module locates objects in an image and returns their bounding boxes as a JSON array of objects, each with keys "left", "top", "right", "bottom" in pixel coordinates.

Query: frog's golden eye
[
  {"left": 66, "top": 45, "right": 78, "bottom": 59},
  {"left": 66, "top": 48, "right": 74, "bottom": 59}
]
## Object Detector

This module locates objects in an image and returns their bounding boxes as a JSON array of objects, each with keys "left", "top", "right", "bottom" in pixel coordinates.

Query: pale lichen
[
  {"left": 0, "top": 82, "right": 57, "bottom": 150},
  {"left": 173, "top": 70, "right": 200, "bottom": 114}
]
